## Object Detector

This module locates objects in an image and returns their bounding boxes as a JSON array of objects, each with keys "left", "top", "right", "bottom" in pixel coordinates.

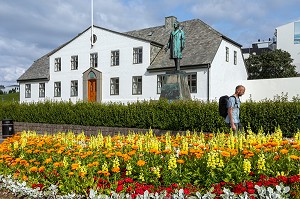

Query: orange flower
[
  {"left": 137, "top": 160, "right": 146, "bottom": 166},
  {"left": 179, "top": 150, "right": 188, "bottom": 156},
  {"left": 29, "top": 167, "right": 38, "bottom": 172},
  {"left": 280, "top": 149, "right": 289, "bottom": 154},
  {"left": 22, "top": 175, "right": 28, "bottom": 181},
  {"left": 221, "top": 151, "right": 230, "bottom": 157},
  {"left": 177, "top": 159, "right": 185, "bottom": 164},
  {"left": 71, "top": 163, "right": 79, "bottom": 170},
  {"left": 290, "top": 155, "right": 299, "bottom": 160},
  {"left": 39, "top": 166, "right": 45, "bottom": 172},
  {"left": 45, "top": 157, "right": 52, "bottom": 164},
  {"left": 128, "top": 150, "right": 136, "bottom": 156},
  {"left": 273, "top": 155, "right": 281, "bottom": 160},
  {"left": 111, "top": 167, "right": 120, "bottom": 173},
  {"left": 69, "top": 172, "right": 74, "bottom": 176}
]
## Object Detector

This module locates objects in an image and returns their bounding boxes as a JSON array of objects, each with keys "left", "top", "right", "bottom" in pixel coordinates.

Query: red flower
[
  {"left": 125, "top": 177, "right": 134, "bottom": 183},
  {"left": 183, "top": 188, "right": 190, "bottom": 195},
  {"left": 247, "top": 188, "right": 255, "bottom": 194},
  {"left": 116, "top": 184, "right": 123, "bottom": 193}
]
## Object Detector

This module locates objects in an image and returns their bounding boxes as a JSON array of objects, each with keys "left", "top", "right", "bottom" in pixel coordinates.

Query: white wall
[
  {"left": 210, "top": 40, "right": 248, "bottom": 101},
  {"left": 242, "top": 77, "right": 300, "bottom": 102},
  {"left": 276, "top": 21, "right": 300, "bottom": 73}
]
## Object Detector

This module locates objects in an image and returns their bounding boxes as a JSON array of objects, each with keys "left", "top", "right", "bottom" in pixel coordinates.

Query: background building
[{"left": 17, "top": 16, "right": 248, "bottom": 103}]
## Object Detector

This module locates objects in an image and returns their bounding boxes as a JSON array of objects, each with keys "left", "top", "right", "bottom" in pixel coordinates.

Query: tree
[{"left": 245, "top": 49, "right": 298, "bottom": 79}]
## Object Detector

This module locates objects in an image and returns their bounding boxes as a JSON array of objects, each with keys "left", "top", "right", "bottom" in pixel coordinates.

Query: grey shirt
[{"left": 225, "top": 96, "right": 241, "bottom": 124}]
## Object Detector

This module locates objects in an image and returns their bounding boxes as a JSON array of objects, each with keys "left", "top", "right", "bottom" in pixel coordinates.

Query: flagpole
[{"left": 91, "top": 0, "right": 94, "bottom": 47}]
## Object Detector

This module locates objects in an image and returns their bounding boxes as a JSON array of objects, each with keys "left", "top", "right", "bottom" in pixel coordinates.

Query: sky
[{"left": 0, "top": 0, "right": 299, "bottom": 86}]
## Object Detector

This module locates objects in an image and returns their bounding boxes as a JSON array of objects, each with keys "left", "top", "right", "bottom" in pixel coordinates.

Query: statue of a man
[{"left": 165, "top": 20, "right": 185, "bottom": 71}]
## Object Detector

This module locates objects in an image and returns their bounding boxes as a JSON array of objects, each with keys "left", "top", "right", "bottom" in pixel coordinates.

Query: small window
[
  {"left": 71, "top": 55, "right": 78, "bottom": 70},
  {"left": 39, "top": 83, "right": 45, "bottom": 98},
  {"left": 225, "top": 47, "right": 229, "bottom": 62},
  {"left": 25, "top": 84, "right": 31, "bottom": 98},
  {"left": 110, "top": 78, "right": 119, "bottom": 95},
  {"left": 55, "top": 58, "right": 61, "bottom": 71},
  {"left": 157, "top": 75, "right": 166, "bottom": 94},
  {"left": 187, "top": 73, "right": 197, "bottom": 93},
  {"left": 71, "top": 80, "right": 78, "bottom": 97},
  {"left": 54, "top": 82, "right": 61, "bottom": 97},
  {"left": 234, "top": 51, "right": 237, "bottom": 65},
  {"left": 132, "top": 76, "right": 142, "bottom": 95},
  {"left": 90, "top": 53, "right": 98, "bottom": 68},
  {"left": 111, "top": 50, "right": 120, "bottom": 66},
  {"left": 133, "top": 47, "right": 143, "bottom": 64}
]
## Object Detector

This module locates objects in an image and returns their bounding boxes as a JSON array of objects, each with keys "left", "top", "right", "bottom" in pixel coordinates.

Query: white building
[
  {"left": 0, "top": 85, "right": 19, "bottom": 94},
  {"left": 276, "top": 20, "right": 300, "bottom": 73},
  {"left": 17, "top": 16, "right": 248, "bottom": 103}
]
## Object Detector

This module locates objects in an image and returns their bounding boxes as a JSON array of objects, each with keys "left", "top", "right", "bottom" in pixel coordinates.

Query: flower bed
[{"left": 0, "top": 128, "right": 300, "bottom": 198}]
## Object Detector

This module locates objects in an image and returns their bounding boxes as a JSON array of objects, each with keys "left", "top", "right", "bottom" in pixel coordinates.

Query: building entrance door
[{"left": 88, "top": 79, "right": 97, "bottom": 102}]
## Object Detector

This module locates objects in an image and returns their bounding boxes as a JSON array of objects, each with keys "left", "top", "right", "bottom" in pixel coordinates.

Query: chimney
[{"left": 165, "top": 16, "right": 177, "bottom": 30}]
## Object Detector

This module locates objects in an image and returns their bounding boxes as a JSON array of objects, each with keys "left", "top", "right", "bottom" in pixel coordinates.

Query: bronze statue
[{"left": 165, "top": 20, "right": 185, "bottom": 71}]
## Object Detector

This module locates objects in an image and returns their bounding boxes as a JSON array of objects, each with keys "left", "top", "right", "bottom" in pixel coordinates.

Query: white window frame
[
  {"left": 70, "top": 80, "right": 78, "bottom": 97},
  {"left": 226, "top": 47, "right": 229, "bottom": 62},
  {"left": 90, "top": 53, "right": 98, "bottom": 68},
  {"left": 111, "top": 50, "right": 120, "bottom": 66},
  {"left": 25, "top": 84, "right": 31, "bottom": 98},
  {"left": 110, "top": 77, "right": 119, "bottom": 95},
  {"left": 133, "top": 47, "right": 143, "bottom": 64},
  {"left": 132, "top": 76, "right": 142, "bottom": 95},
  {"left": 71, "top": 55, "right": 78, "bottom": 70},
  {"left": 234, "top": 51, "right": 237, "bottom": 65},
  {"left": 54, "top": 57, "right": 61, "bottom": 71},
  {"left": 54, "top": 82, "right": 61, "bottom": 97},
  {"left": 187, "top": 73, "right": 197, "bottom": 93},
  {"left": 39, "top": 83, "right": 45, "bottom": 98},
  {"left": 157, "top": 75, "right": 165, "bottom": 94}
]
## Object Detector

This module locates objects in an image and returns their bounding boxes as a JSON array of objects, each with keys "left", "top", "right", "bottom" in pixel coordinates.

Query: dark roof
[
  {"left": 18, "top": 18, "right": 241, "bottom": 81},
  {"left": 17, "top": 55, "right": 50, "bottom": 82},
  {"left": 125, "top": 19, "right": 242, "bottom": 71}
]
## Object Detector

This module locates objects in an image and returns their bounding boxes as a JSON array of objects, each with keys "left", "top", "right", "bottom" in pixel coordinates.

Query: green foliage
[
  {"left": 0, "top": 92, "right": 19, "bottom": 102},
  {"left": 245, "top": 49, "right": 298, "bottom": 79},
  {"left": 0, "top": 98, "right": 300, "bottom": 136}
]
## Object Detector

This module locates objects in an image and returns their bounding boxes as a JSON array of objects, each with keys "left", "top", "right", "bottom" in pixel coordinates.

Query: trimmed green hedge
[{"left": 0, "top": 99, "right": 299, "bottom": 136}]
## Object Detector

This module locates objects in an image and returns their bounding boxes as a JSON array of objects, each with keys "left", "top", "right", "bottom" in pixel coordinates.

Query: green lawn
[{"left": 0, "top": 92, "right": 19, "bottom": 102}]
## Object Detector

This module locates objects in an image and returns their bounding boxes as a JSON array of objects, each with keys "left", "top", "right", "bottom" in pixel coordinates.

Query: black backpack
[{"left": 218, "top": 95, "right": 237, "bottom": 118}]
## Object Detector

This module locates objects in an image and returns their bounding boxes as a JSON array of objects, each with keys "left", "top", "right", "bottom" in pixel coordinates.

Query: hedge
[{"left": 0, "top": 98, "right": 299, "bottom": 136}]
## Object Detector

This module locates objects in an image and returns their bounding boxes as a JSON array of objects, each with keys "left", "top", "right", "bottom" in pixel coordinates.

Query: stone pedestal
[{"left": 159, "top": 71, "right": 191, "bottom": 101}]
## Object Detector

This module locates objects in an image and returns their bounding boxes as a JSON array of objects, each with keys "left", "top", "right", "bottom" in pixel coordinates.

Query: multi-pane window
[
  {"left": 54, "top": 82, "right": 61, "bottom": 97},
  {"left": 25, "top": 84, "right": 31, "bottom": 98},
  {"left": 70, "top": 80, "right": 78, "bottom": 97},
  {"left": 133, "top": 47, "right": 143, "bottom": 64},
  {"left": 157, "top": 75, "right": 166, "bottom": 94},
  {"left": 187, "top": 73, "right": 197, "bottom": 93},
  {"left": 132, "top": 76, "right": 142, "bottom": 95},
  {"left": 110, "top": 78, "right": 119, "bottom": 95},
  {"left": 225, "top": 47, "right": 229, "bottom": 62},
  {"left": 234, "top": 51, "right": 237, "bottom": 65},
  {"left": 54, "top": 58, "right": 61, "bottom": 71},
  {"left": 71, "top": 55, "right": 78, "bottom": 70},
  {"left": 111, "top": 50, "right": 119, "bottom": 66},
  {"left": 39, "top": 83, "right": 45, "bottom": 98},
  {"left": 90, "top": 53, "right": 98, "bottom": 68}
]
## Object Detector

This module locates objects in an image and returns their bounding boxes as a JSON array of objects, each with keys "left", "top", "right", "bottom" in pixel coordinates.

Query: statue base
[{"left": 159, "top": 71, "right": 191, "bottom": 101}]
